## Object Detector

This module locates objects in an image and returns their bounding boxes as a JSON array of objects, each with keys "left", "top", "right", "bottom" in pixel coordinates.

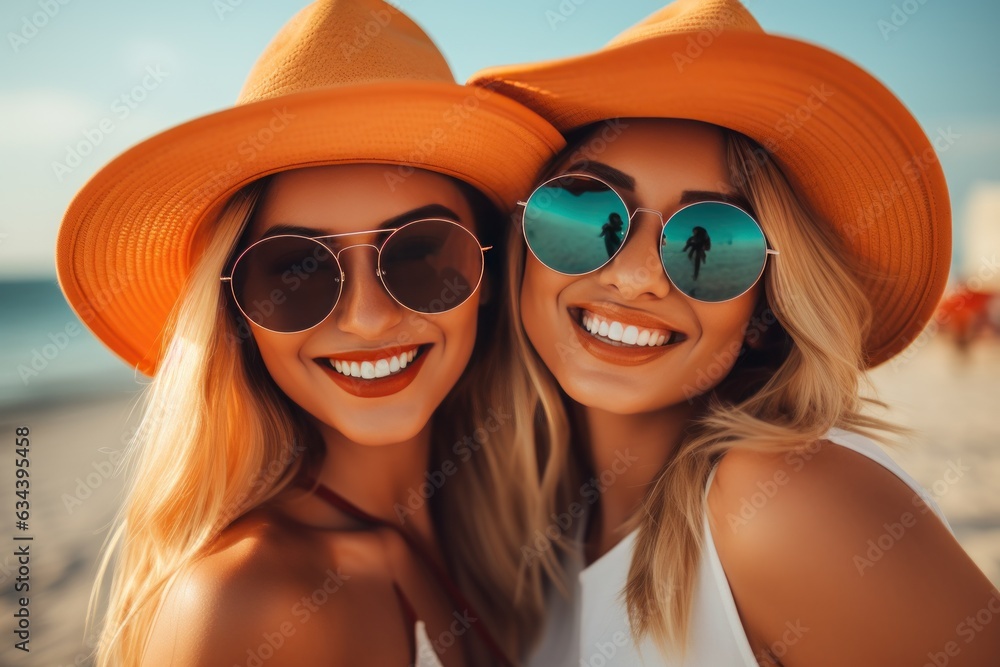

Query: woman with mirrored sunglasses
[
  {"left": 469, "top": 0, "right": 1000, "bottom": 665},
  {"left": 55, "top": 2, "right": 567, "bottom": 665}
]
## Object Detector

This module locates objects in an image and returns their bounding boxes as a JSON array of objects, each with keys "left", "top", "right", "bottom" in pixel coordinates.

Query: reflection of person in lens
[
  {"left": 682, "top": 225, "right": 711, "bottom": 279},
  {"left": 599, "top": 212, "right": 625, "bottom": 258}
]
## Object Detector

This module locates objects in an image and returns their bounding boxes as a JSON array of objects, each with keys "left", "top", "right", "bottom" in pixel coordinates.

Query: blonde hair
[
  {"left": 88, "top": 175, "right": 555, "bottom": 665},
  {"left": 507, "top": 123, "right": 912, "bottom": 658}
]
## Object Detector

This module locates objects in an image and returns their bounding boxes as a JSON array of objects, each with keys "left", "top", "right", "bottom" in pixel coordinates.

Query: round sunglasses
[
  {"left": 518, "top": 173, "right": 779, "bottom": 303},
  {"left": 220, "top": 218, "right": 490, "bottom": 334}
]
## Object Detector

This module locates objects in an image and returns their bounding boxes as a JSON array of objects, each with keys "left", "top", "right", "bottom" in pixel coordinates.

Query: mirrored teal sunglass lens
[
  {"left": 660, "top": 202, "right": 767, "bottom": 302},
  {"left": 523, "top": 176, "right": 631, "bottom": 275}
]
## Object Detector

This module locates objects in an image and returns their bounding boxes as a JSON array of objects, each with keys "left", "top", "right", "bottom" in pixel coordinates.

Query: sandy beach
[
  {"left": 1, "top": 335, "right": 998, "bottom": 665},
  {"left": 863, "top": 336, "right": 1000, "bottom": 588},
  {"left": 1, "top": 389, "right": 145, "bottom": 666}
]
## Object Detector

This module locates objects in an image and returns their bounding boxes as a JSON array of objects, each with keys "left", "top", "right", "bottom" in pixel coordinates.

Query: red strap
[
  {"left": 392, "top": 582, "right": 418, "bottom": 663},
  {"left": 296, "top": 475, "right": 513, "bottom": 667}
]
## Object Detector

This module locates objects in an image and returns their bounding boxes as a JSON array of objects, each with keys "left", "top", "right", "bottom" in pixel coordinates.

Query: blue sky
[{"left": 1, "top": 0, "right": 997, "bottom": 279}]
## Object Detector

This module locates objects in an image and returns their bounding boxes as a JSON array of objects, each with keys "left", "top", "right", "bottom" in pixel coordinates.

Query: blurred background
[{"left": 1, "top": 0, "right": 998, "bottom": 664}]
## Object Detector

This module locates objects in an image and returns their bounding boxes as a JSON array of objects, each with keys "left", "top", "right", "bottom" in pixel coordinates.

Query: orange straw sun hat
[
  {"left": 469, "top": 0, "right": 951, "bottom": 368},
  {"left": 56, "top": 0, "right": 564, "bottom": 377}
]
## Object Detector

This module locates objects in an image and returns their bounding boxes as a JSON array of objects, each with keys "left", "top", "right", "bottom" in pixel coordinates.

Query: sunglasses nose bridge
[
  {"left": 631, "top": 207, "right": 665, "bottom": 225},
  {"left": 619, "top": 207, "right": 667, "bottom": 254},
  {"left": 627, "top": 207, "right": 667, "bottom": 243},
  {"left": 331, "top": 242, "right": 406, "bottom": 336},
  {"left": 332, "top": 242, "right": 382, "bottom": 276},
  {"left": 332, "top": 242, "right": 379, "bottom": 259}
]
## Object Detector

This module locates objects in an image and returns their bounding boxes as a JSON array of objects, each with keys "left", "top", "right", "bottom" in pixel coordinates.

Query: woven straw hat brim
[
  {"left": 471, "top": 31, "right": 951, "bottom": 368},
  {"left": 55, "top": 80, "right": 565, "bottom": 376}
]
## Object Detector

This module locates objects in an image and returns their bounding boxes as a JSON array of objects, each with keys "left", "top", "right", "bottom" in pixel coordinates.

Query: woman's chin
[{"left": 311, "top": 410, "right": 431, "bottom": 448}]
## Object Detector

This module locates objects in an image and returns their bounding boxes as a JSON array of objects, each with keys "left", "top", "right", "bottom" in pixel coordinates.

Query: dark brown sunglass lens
[
  {"left": 232, "top": 236, "right": 340, "bottom": 332},
  {"left": 379, "top": 221, "right": 483, "bottom": 314}
]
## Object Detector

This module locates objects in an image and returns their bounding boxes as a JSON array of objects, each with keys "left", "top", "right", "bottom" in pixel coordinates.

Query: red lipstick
[
  {"left": 568, "top": 305, "right": 686, "bottom": 367},
  {"left": 315, "top": 344, "right": 429, "bottom": 398}
]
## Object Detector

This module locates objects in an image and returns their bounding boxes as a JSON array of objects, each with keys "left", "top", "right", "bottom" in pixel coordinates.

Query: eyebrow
[
  {"left": 679, "top": 190, "right": 755, "bottom": 214},
  {"left": 255, "top": 204, "right": 462, "bottom": 241},
  {"left": 565, "top": 160, "right": 636, "bottom": 191},
  {"left": 562, "top": 160, "right": 754, "bottom": 215}
]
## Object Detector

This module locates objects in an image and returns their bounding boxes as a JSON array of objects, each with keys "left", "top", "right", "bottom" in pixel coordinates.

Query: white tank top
[
  {"left": 524, "top": 426, "right": 955, "bottom": 666},
  {"left": 415, "top": 620, "right": 444, "bottom": 667}
]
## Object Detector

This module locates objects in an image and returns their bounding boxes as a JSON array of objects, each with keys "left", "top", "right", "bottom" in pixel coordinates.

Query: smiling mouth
[
  {"left": 317, "top": 345, "right": 427, "bottom": 380},
  {"left": 315, "top": 344, "right": 432, "bottom": 399},
  {"left": 571, "top": 307, "right": 687, "bottom": 347}
]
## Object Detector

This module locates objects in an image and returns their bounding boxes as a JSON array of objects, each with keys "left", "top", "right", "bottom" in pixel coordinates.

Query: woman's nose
[
  {"left": 332, "top": 245, "right": 404, "bottom": 338},
  {"left": 596, "top": 213, "right": 672, "bottom": 300}
]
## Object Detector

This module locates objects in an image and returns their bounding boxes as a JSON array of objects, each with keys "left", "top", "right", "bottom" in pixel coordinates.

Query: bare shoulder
[
  {"left": 142, "top": 508, "right": 412, "bottom": 666},
  {"left": 706, "top": 438, "right": 1000, "bottom": 666}
]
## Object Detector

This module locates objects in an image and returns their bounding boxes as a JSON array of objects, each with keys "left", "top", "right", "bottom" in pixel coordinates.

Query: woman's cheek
[{"left": 519, "top": 260, "right": 564, "bottom": 369}]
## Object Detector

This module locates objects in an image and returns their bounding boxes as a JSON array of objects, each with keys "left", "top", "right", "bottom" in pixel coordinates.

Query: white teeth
[
  {"left": 326, "top": 348, "right": 421, "bottom": 380},
  {"left": 577, "top": 310, "right": 679, "bottom": 348}
]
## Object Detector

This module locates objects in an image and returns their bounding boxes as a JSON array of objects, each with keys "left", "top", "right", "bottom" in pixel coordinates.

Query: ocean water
[{"left": 0, "top": 278, "right": 141, "bottom": 411}]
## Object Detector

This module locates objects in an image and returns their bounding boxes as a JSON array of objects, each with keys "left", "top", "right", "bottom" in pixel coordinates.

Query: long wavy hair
[
  {"left": 506, "top": 121, "right": 913, "bottom": 658},
  {"left": 87, "top": 172, "right": 558, "bottom": 665}
]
